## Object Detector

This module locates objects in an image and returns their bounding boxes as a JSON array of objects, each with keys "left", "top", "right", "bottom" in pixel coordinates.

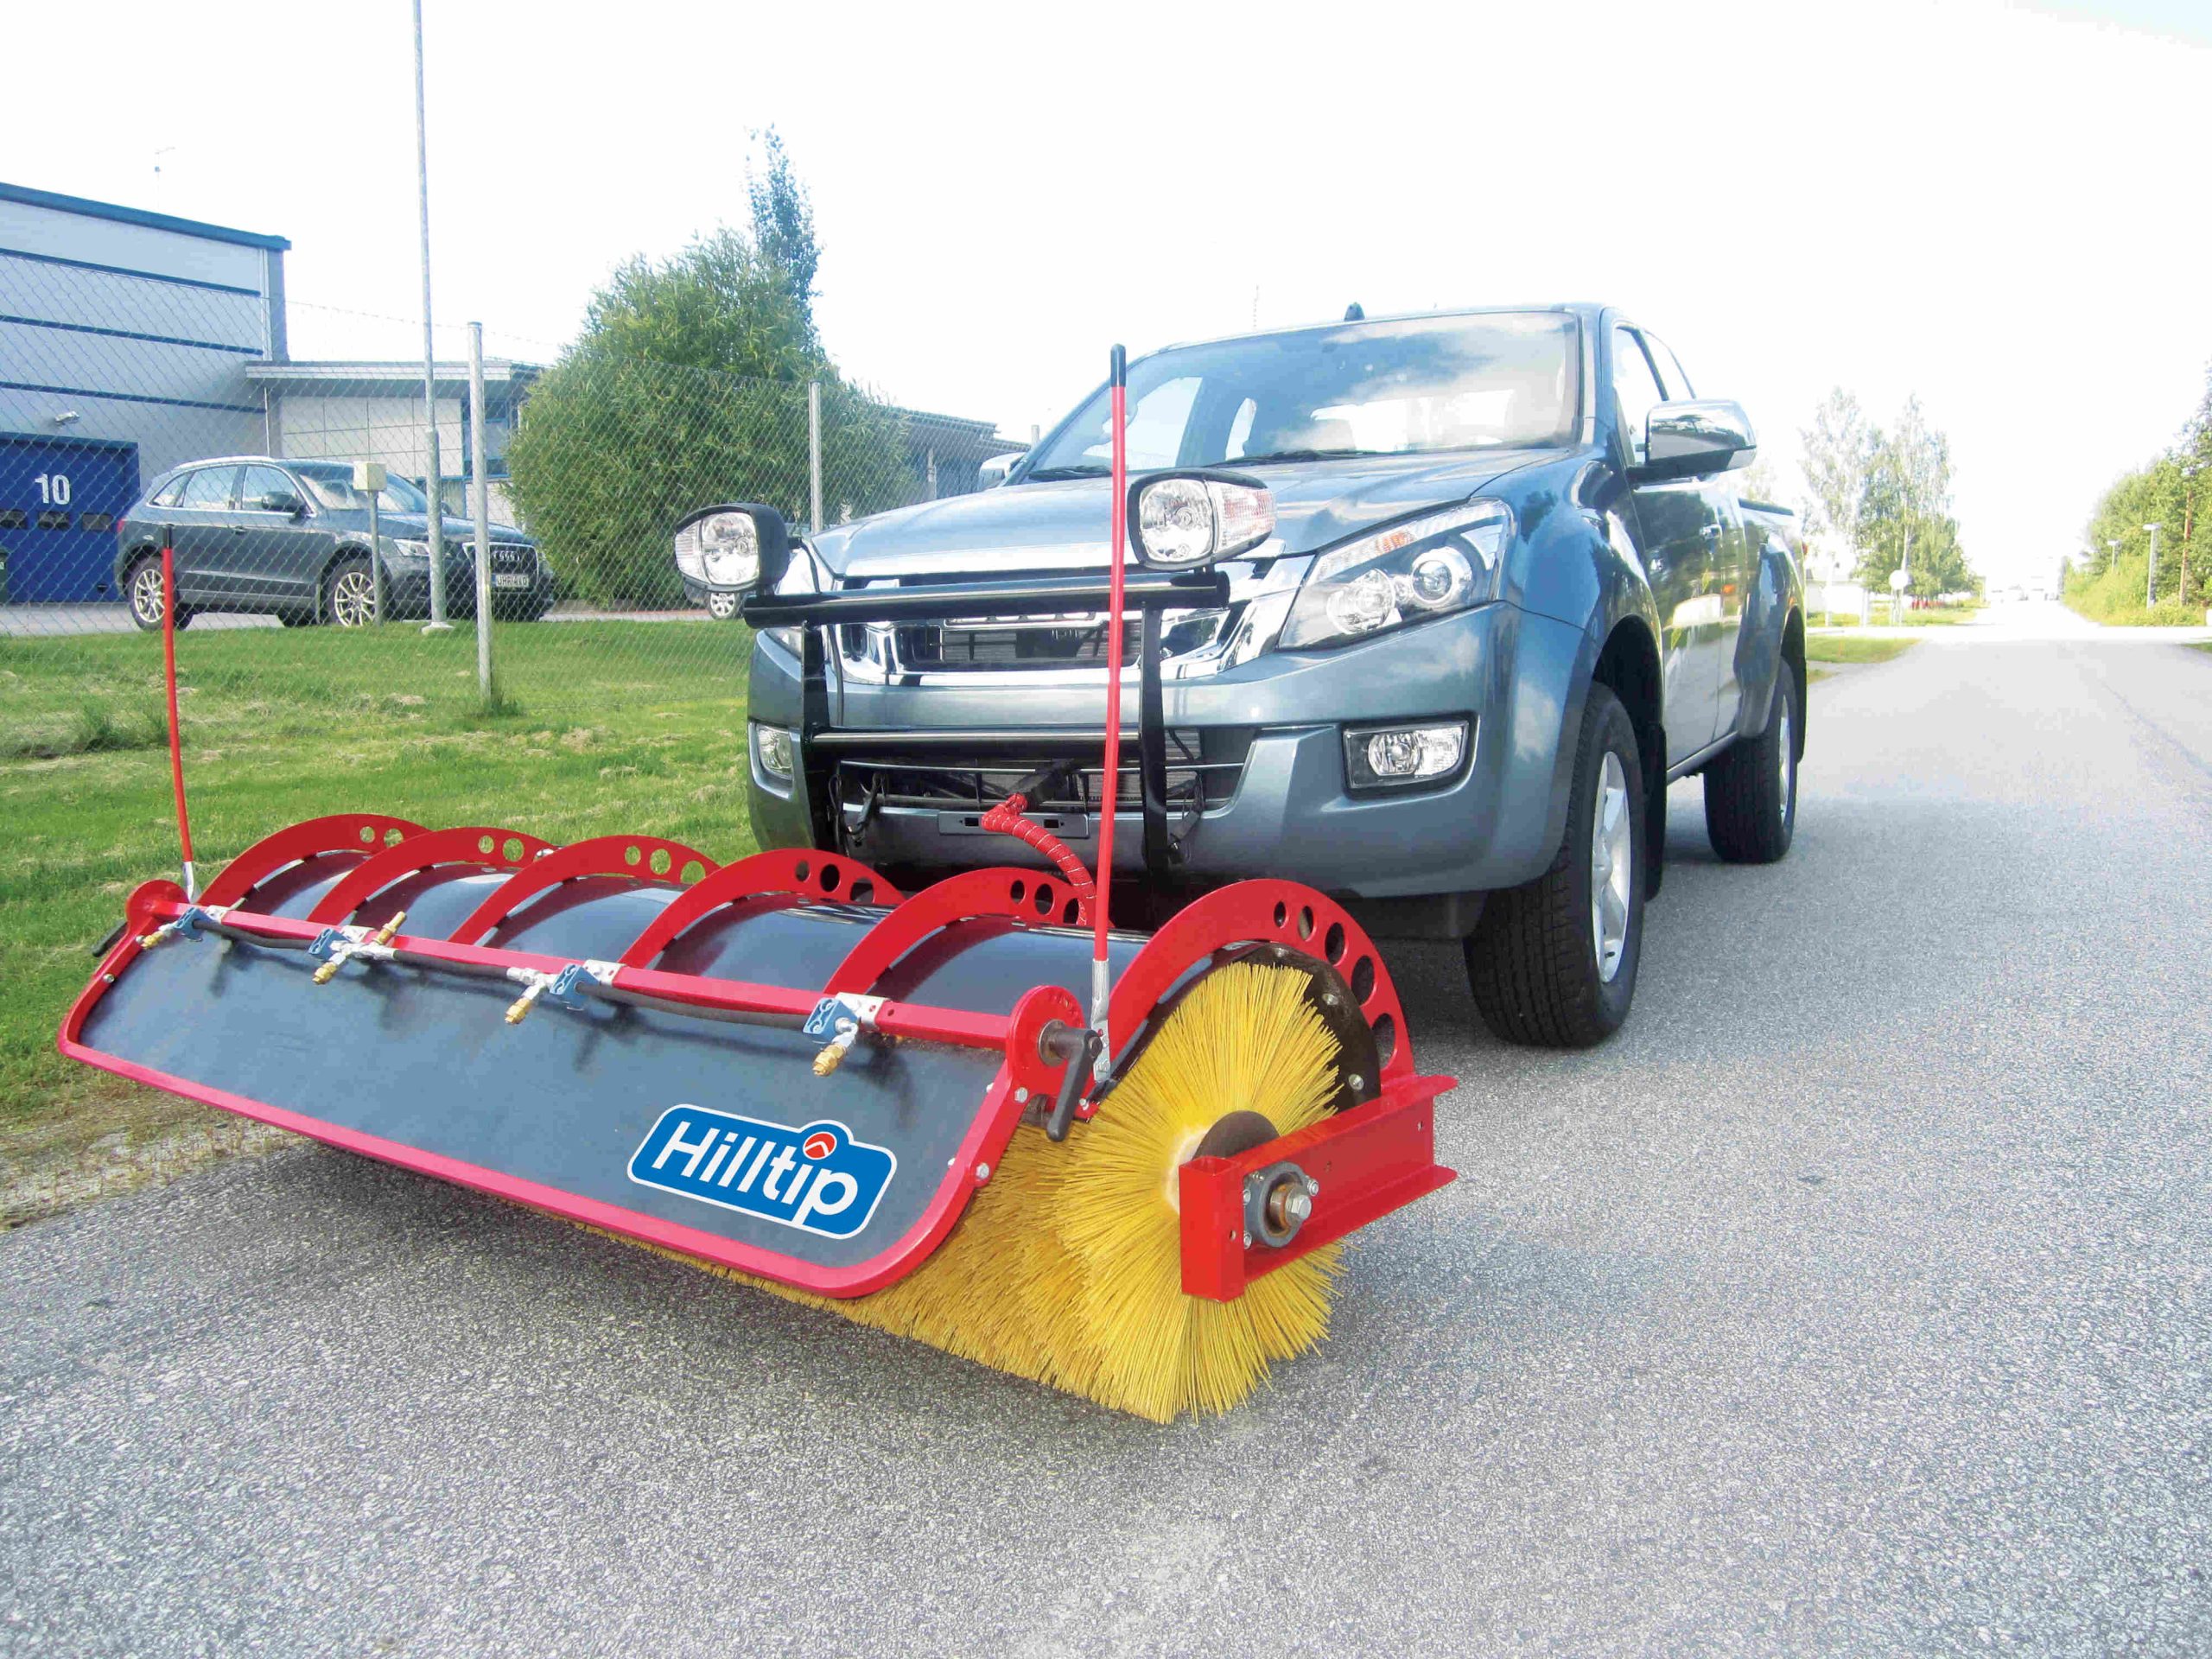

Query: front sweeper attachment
[
  {"left": 69, "top": 345, "right": 1457, "bottom": 1419},
  {"left": 63, "top": 814, "right": 1453, "bottom": 1419}
]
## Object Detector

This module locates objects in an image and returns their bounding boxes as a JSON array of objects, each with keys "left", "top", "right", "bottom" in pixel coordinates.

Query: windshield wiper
[
  {"left": 1021, "top": 464, "right": 1112, "bottom": 480},
  {"left": 1228, "top": 448, "right": 1387, "bottom": 466}
]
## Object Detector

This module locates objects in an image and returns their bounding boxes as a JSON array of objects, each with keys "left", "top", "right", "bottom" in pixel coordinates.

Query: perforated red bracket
[
  {"left": 445, "top": 833, "right": 717, "bottom": 944},
  {"left": 306, "top": 826, "right": 554, "bottom": 925},
  {"left": 616, "top": 849, "right": 900, "bottom": 969},
  {"left": 196, "top": 814, "right": 426, "bottom": 908},
  {"left": 823, "top": 867, "right": 1091, "bottom": 997},
  {"left": 1109, "top": 880, "right": 1413, "bottom": 1081}
]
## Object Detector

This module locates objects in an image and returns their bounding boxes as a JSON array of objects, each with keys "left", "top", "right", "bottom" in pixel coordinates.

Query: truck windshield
[
  {"left": 293, "top": 463, "right": 433, "bottom": 515},
  {"left": 1024, "top": 311, "right": 1580, "bottom": 479}
]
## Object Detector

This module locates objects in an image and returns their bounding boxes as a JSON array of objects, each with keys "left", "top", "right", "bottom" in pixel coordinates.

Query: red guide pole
[
  {"left": 1090, "top": 344, "right": 1128, "bottom": 1058},
  {"left": 161, "top": 537, "right": 197, "bottom": 899}
]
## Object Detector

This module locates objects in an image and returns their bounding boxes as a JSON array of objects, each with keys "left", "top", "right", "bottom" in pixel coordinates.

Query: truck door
[
  {"left": 1642, "top": 331, "right": 1750, "bottom": 747},
  {"left": 1702, "top": 492, "right": 1752, "bottom": 744},
  {"left": 1612, "top": 324, "right": 1720, "bottom": 767}
]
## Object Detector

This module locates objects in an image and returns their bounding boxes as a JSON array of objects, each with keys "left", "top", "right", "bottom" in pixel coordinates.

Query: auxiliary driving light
[{"left": 1343, "top": 720, "right": 1470, "bottom": 790}]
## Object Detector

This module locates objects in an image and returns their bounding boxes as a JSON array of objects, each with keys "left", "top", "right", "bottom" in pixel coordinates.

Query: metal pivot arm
[
  {"left": 741, "top": 569, "right": 1228, "bottom": 628},
  {"left": 1136, "top": 603, "right": 1175, "bottom": 878}
]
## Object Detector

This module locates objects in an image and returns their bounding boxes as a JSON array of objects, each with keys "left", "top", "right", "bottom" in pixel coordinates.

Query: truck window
[
  {"left": 1612, "top": 327, "right": 1666, "bottom": 464},
  {"left": 1643, "top": 334, "right": 1695, "bottom": 401}
]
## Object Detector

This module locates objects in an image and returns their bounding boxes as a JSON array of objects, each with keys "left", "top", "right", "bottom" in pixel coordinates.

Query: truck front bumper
[{"left": 746, "top": 602, "right": 1587, "bottom": 899}]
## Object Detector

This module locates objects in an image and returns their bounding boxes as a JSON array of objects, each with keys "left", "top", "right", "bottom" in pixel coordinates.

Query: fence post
[
  {"left": 808, "top": 379, "right": 824, "bottom": 534},
  {"left": 413, "top": 0, "right": 450, "bottom": 634},
  {"left": 367, "top": 476, "right": 382, "bottom": 625},
  {"left": 468, "top": 321, "right": 494, "bottom": 704}
]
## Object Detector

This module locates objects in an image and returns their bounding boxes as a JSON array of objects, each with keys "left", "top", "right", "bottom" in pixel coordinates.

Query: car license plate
[{"left": 493, "top": 573, "right": 531, "bottom": 590}]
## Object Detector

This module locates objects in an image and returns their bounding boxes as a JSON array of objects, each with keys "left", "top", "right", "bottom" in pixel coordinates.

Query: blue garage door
[{"left": 0, "top": 434, "right": 140, "bottom": 603}]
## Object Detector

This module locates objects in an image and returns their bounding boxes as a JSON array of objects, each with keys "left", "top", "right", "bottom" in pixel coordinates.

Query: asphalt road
[{"left": 6, "top": 613, "right": 2210, "bottom": 1656}]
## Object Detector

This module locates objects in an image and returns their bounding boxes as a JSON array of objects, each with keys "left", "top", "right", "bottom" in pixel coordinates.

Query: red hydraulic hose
[
  {"left": 978, "top": 793, "right": 1096, "bottom": 920},
  {"left": 1091, "top": 345, "right": 1129, "bottom": 1058},
  {"left": 161, "top": 539, "right": 197, "bottom": 899}
]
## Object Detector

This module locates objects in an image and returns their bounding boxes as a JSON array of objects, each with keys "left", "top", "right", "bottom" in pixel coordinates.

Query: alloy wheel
[
  {"left": 130, "top": 563, "right": 168, "bottom": 626},
  {"left": 1777, "top": 701, "right": 1795, "bottom": 830},
  {"left": 330, "top": 567, "right": 378, "bottom": 628},
  {"left": 1589, "top": 751, "right": 1633, "bottom": 983}
]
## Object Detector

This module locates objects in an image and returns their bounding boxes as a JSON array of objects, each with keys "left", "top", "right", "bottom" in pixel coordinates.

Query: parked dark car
[{"left": 114, "top": 456, "right": 555, "bottom": 630}]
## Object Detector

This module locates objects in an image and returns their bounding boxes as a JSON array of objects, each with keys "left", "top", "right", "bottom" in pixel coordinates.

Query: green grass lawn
[
  {"left": 1805, "top": 635, "right": 1918, "bottom": 665},
  {"left": 1, "top": 619, "right": 760, "bottom": 1217}
]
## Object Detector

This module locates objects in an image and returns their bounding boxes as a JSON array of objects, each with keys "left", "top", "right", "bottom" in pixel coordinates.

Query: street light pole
[
  {"left": 2141, "top": 522, "right": 2163, "bottom": 611},
  {"left": 412, "top": 0, "right": 450, "bottom": 633}
]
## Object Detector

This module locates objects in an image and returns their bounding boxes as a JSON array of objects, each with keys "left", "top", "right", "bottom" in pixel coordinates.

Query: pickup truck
[{"left": 717, "top": 305, "right": 1805, "bottom": 1046}]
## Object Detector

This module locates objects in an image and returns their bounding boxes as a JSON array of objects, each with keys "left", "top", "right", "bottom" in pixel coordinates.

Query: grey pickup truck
[{"left": 721, "top": 305, "right": 1805, "bottom": 1046}]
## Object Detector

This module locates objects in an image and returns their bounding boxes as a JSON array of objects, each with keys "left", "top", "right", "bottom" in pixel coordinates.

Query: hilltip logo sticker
[{"left": 629, "top": 1108, "right": 896, "bottom": 1240}]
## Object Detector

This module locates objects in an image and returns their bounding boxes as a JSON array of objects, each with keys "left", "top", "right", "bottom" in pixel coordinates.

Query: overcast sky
[{"left": 5, "top": 0, "right": 2208, "bottom": 584}]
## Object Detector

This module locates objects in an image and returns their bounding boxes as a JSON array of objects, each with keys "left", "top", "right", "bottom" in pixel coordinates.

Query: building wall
[
  {"left": 0, "top": 194, "right": 279, "bottom": 486},
  {"left": 278, "top": 393, "right": 464, "bottom": 483}
]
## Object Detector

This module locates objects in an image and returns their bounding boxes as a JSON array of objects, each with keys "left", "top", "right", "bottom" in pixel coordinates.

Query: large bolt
[{"left": 1266, "top": 1180, "right": 1313, "bottom": 1233}]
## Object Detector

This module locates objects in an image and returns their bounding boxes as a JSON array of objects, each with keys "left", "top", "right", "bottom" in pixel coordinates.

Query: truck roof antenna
[{"left": 1344, "top": 302, "right": 1364, "bottom": 321}]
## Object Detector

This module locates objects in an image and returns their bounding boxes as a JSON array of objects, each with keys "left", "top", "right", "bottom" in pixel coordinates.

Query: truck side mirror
[
  {"left": 1633, "top": 400, "right": 1756, "bottom": 482},
  {"left": 672, "top": 502, "right": 791, "bottom": 595}
]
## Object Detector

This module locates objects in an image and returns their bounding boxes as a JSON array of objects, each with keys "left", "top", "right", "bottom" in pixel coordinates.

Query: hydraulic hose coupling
[
  {"left": 805, "top": 993, "right": 887, "bottom": 1077},
  {"left": 137, "top": 904, "right": 231, "bottom": 950},
  {"left": 309, "top": 912, "right": 406, "bottom": 984},
  {"left": 503, "top": 959, "right": 620, "bottom": 1025}
]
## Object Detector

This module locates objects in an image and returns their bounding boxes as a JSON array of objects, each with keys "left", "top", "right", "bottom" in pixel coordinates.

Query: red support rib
[{"left": 445, "top": 833, "right": 717, "bottom": 944}]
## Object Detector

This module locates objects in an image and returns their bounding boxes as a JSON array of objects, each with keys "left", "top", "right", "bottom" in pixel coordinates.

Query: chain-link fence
[{"left": 1, "top": 251, "right": 1023, "bottom": 874}]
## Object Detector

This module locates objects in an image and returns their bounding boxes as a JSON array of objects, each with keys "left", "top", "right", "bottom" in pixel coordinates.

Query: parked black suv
[{"left": 115, "top": 456, "right": 555, "bottom": 630}]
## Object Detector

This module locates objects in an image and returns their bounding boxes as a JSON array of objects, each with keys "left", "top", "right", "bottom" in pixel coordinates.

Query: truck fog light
[
  {"left": 1344, "top": 720, "right": 1469, "bottom": 790},
  {"left": 753, "top": 722, "right": 795, "bottom": 780}
]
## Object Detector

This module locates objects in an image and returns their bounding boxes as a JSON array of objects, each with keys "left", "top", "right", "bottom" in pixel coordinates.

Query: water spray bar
[{"left": 117, "top": 893, "right": 1017, "bottom": 1054}]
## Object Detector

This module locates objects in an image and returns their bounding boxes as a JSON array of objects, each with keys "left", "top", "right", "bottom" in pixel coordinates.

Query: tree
[
  {"left": 505, "top": 143, "right": 912, "bottom": 608},
  {"left": 748, "top": 128, "right": 820, "bottom": 350},
  {"left": 1849, "top": 395, "right": 1977, "bottom": 598},
  {"left": 1798, "top": 388, "right": 1873, "bottom": 577}
]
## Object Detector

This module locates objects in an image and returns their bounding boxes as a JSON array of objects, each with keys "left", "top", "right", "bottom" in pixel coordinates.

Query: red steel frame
[{"left": 60, "top": 823, "right": 1454, "bottom": 1303}]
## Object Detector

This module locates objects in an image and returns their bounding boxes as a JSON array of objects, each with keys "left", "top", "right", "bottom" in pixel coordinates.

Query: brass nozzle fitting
[
  {"left": 137, "top": 929, "right": 173, "bottom": 950},
  {"left": 372, "top": 911, "right": 406, "bottom": 945},
  {"left": 505, "top": 995, "right": 534, "bottom": 1026},
  {"left": 812, "top": 1043, "right": 846, "bottom": 1077},
  {"left": 312, "top": 957, "right": 343, "bottom": 985}
]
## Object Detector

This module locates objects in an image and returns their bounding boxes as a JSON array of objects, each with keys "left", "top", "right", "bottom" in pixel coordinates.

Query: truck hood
[{"left": 811, "top": 448, "right": 1560, "bottom": 579}]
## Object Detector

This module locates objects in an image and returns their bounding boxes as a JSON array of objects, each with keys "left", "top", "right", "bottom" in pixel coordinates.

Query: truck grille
[
  {"left": 893, "top": 619, "right": 1134, "bottom": 670},
  {"left": 830, "top": 728, "right": 1251, "bottom": 831},
  {"left": 838, "top": 572, "right": 1235, "bottom": 677}
]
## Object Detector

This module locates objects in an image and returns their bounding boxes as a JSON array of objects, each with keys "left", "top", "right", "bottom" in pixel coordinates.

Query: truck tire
[
  {"left": 1703, "top": 669, "right": 1796, "bottom": 863},
  {"left": 1464, "top": 682, "right": 1645, "bottom": 1047}
]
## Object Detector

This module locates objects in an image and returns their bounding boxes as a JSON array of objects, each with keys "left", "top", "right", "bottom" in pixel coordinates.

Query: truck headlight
[{"left": 1281, "top": 500, "right": 1511, "bottom": 649}]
